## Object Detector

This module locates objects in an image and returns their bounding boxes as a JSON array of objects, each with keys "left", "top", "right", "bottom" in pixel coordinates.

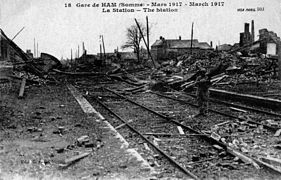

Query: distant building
[
  {"left": 118, "top": 52, "right": 138, "bottom": 61},
  {"left": 239, "top": 20, "right": 255, "bottom": 47},
  {"left": 258, "top": 28, "right": 280, "bottom": 55},
  {"left": 217, "top": 44, "right": 232, "bottom": 52},
  {"left": 97, "top": 52, "right": 116, "bottom": 65},
  {"left": 249, "top": 28, "right": 280, "bottom": 55},
  {"left": 238, "top": 21, "right": 280, "bottom": 56},
  {"left": 151, "top": 36, "right": 213, "bottom": 60}
]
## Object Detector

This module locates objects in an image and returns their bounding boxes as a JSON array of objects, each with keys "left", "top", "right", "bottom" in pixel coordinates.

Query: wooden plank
[
  {"left": 255, "top": 158, "right": 281, "bottom": 175},
  {"left": 18, "top": 77, "right": 26, "bottom": 98},
  {"left": 115, "top": 119, "right": 134, "bottom": 130},
  {"left": 64, "top": 152, "right": 90, "bottom": 164},
  {"left": 230, "top": 107, "right": 247, "bottom": 113},
  {"left": 260, "top": 156, "right": 281, "bottom": 167},
  {"left": 177, "top": 126, "right": 185, "bottom": 135},
  {"left": 143, "top": 143, "right": 152, "bottom": 151},
  {"left": 226, "top": 147, "right": 260, "bottom": 169}
]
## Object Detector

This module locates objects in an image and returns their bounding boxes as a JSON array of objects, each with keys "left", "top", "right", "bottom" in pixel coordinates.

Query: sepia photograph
[{"left": 1, "top": 0, "right": 281, "bottom": 179}]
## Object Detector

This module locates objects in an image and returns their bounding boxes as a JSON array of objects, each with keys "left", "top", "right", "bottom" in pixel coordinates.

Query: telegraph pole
[
  {"left": 34, "top": 38, "right": 36, "bottom": 58},
  {"left": 146, "top": 16, "right": 150, "bottom": 60},
  {"left": 278, "top": 42, "right": 281, "bottom": 80},
  {"left": 101, "top": 35, "right": 106, "bottom": 65},
  {"left": 70, "top": 49, "right": 73, "bottom": 67},
  {"left": 78, "top": 45, "right": 79, "bottom": 58},
  {"left": 190, "top": 22, "right": 194, "bottom": 55},
  {"left": 134, "top": 18, "right": 156, "bottom": 68}
]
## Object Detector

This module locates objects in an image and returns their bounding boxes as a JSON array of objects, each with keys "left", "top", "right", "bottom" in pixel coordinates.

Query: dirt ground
[{"left": 0, "top": 81, "right": 154, "bottom": 180}]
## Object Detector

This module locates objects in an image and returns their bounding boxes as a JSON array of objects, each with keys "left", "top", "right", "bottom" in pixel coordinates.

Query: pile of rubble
[
  {"left": 0, "top": 29, "right": 66, "bottom": 97},
  {"left": 145, "top": 50, "right": 279, "bottom": 94}
]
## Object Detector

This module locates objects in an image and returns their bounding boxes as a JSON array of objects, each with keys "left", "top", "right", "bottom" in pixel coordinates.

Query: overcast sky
[{"left": 1, "top": 0, "right": 280, "bottom": 59}]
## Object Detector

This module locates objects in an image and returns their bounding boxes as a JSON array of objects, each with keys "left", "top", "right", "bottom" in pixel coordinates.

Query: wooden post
[
  {"left": 70, "top": 49, "right": 73, "bottom": 67},
  {"left": 18, "top": 77, "right": 26, "bottom": 98},
  {"left": 102, "top": 35, "right": 106, "bottom": 65},
  {"left": 190, "top": 22, "right": 194, "bottom": 55},
  {"left": 78, "top": 45, "right": 79, "bottom": 58},
  {"left": 71, "top": 49, "right": 72, "bottom": 60},
  {"left": 0, "top": 33, "right": 1, "bottom": 59},
  {"left": 134, "top": 18, "right": 156, "bottom": 68},
  {"left": 34, "top": 38, "right": 36, "bottom": 58},
  {"left": 82, "top": 42, "right": 86, "bottom": 62},
  {"left": 100, "top": 44, "right": 102, "bottom": 58},
  {"left": 37, "top": 42, "right": 39, "bottom": 58},
  {"left": 278, "top": 42, "right": 281, "bottom": 80},
  {"left": 146, "top": 16, "right": 150, "bottom": 61}
]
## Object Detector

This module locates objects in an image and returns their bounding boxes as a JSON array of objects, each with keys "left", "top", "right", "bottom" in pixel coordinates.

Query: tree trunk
[{"left": 136, "top": 48, "right": 140, "bottom": 63}]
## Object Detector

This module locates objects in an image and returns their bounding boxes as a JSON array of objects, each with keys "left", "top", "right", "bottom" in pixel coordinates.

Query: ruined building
[
  {"left": 257, "top": 28, "right": 280, "bottom": 55},
  {"left": 249, "top": 28, "right": 281, "bottom": 56},
  {"left": 239, "top": 20, "right": 280, "bottom": 56},
  {"left": 151, "top": 36, "right": 213, "bottom": 60},
  {"left": 239, "top": 20, "right": 255, "bottom": 47},
  {"left": 0, "top": 31, "right": 26, "bottom": 63}
]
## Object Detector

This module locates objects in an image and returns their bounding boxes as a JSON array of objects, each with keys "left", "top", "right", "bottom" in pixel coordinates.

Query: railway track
[
  {"left": 155, "top": 90, "right": 281, "bottom": 131},
  {"left": 152, "top": 92, "right": 280, "bottom": 132},
  {"left": 71, "top": 77, "right": 281, "bottom": 179},
  {"left": 183, "top": 92, "right": 281, "bottom": 118}
]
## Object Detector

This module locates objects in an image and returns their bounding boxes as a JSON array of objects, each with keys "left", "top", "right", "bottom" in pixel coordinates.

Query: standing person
[{"left": 194, "top": 68, "right": 211, "bottom": 117}]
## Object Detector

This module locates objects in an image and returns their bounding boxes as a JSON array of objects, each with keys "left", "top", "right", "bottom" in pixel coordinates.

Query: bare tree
[{"left": 122, "top": 23, "right": 146, "bottom": 62}]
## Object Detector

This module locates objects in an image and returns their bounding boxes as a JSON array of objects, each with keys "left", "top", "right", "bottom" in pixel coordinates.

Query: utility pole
[
  {"left": 134, "top": 18, "right": 156, "bottom": 68},
  {"left": 82, "top": 42, "right": 86, "bottom": 62},
  {"left": 71, "top": 49, "right": 73, "bottom": 66},
  {"left": 78, "top": 45, "right": 79, "bottom": 58},
  {"left": 278, "top": 42, "right": 281, "bottom": 80},
  {"left": 100, "top": 44, "right": 103, "bottom": 62},
  {"left": 82, "top": 42, "right": 85, "bottom": 54},
  {"left": 101, "top": 35, "right": 106, "bottom": 62},
  {"left": 0, "top": 32, "right": 1, "bottom": 59},
  {"left": 146, "top": 16, "right": 150, "bottom": 60},
  {"left": 34, "top": 38, "right": 36, "bottom": 58},
  {"left": 190, "top": 22, "right": 194, "bottom": 55},
  {"left": 12, "top": 27, "right": 25, "bottom": 40}
]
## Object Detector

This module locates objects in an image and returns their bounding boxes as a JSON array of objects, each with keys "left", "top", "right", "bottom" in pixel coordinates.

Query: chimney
[
  {"left": 251, "top": 20, "right": 255, "bottom": 42},
  {"left": 244, "top": 23, "right": 250, "bottom": 33},
  {"left": 0, "top": 35, "right": 1, "bottom": 59},
  {"left": 210, "top": 41, "right": 213, "bottom": 48},
  {"left": 240, "top": 33, "right": 244, "bottom": 46},
  {"left": 179, "top": 36, "right": 181, "bottom": 40}
]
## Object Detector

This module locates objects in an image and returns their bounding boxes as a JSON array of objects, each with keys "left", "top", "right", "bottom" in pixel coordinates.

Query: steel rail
[
  {"left": 184, "top": 92, "right": 281, "bottom": 118},
  {"left": 92, "top": 95, "right": 199, "bottom": 180},
  {"left": 104, "top": 88, "right": 230, "bottom": 148},
  {"left": 104, "top": 88, "right": 281, "bottom": 175},
  {"left": 151, "top": 92, "right": 278, "bottom": 132}
]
